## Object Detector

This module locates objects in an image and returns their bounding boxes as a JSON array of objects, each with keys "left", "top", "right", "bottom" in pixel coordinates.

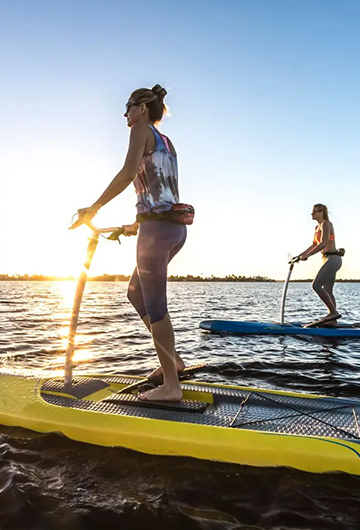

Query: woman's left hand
[{"left": 122, "top": 222, "right": 139, "bottom": 236}]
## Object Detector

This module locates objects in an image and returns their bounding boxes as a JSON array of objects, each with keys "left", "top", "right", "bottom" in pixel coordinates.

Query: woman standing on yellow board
[
  {"left": 72, "top": 85, "right": 194, "bottom": 402},
  {"left": 297, "top": 204, "right": 343, "bottom": 325}
]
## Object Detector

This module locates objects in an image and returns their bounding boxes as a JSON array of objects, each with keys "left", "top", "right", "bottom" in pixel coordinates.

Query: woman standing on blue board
[
  {"left": 72, "top": 85, "right": 193, "bottom": 402},
  {"left": 297, "top": 204, "right": 343, "bottom": 325}
]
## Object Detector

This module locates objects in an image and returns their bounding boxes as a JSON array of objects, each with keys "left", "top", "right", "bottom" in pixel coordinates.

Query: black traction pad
[
  {"left": 118, "top": 363, "right": 208, "bottom": 394},
  {"left": 103, "top": 392, "right": 209, "bottom": 413},
  {"left": 41, "top": 377, "right": 110, "bottom": 399}
]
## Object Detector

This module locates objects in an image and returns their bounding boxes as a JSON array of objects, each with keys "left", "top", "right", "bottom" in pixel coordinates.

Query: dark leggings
[
  {"left": 312, "top": 255, "right": 342, "bottom": 306},
  {"left": 127, "top": 221, "right": 187, "bottom": 324}
]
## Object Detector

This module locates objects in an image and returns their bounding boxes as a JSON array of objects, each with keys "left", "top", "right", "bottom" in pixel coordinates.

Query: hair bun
[{"left": 152, "top": 84, "right": 167, "bottom": 101}]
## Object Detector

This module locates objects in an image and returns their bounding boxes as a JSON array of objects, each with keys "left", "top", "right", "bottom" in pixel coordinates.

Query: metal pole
[
  {"left": 64, "top": 230, "right": 99, "bottom": 386},
  {"left": 279, "top": 262, "right": 295, "bottom": 325}
]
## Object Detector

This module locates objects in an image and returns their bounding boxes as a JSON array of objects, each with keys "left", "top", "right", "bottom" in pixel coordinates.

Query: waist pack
[
  {"left": 137, "top": 203, "right": 195, "bottom": 225},
  {"left": 170, "top": 203, "right": 195, "bottom": 225},
  {"left": 324, "top": 248, "right": 345, "bottom": 257}
]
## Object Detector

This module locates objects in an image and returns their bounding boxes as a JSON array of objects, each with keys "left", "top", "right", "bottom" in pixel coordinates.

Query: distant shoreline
[
  {"left": 1, "top": 274, "right": 360, "bottom": 283},
  {"left": 0, "top": 274, "right": 274, "bottom": 282}
]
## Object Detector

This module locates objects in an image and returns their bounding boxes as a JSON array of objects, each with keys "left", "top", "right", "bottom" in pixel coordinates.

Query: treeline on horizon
[
  {"left": 0, "top": 273, "right": 275, "bottom": 282},
  {"left": 1, "top": 274, "right": 360, "bottom": 283}
]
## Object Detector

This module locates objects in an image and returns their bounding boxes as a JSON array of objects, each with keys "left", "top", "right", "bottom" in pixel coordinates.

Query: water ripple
[{"left": 1, "top": 280, "right": 360, "bottom": 529}]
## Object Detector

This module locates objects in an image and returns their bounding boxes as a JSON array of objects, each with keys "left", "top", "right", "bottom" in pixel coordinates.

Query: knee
[
  {"left": 127, "top": 283, "right": 141, "bottom": 311},
  {"left": 312, "top": 279, "right": 322, "bottom": 294},
  {"left": 127, "top": 284, "right": 134, "bottom": 304},
  {"left": 146, "top": 302, "right": 167, "bottom": 324}
]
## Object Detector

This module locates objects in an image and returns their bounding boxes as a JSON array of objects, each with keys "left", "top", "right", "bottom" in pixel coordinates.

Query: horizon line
[{"left": 1, "top": 274, "right": 360, "bottom": 283}]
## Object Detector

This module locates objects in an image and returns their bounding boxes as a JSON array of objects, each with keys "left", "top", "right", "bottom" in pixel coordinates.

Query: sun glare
[
  {"left": 50, "top": 348, "right": 94, "bottom": 367},
  {"left": 59, "top": 280, "right": 77, "bottom": 308}
]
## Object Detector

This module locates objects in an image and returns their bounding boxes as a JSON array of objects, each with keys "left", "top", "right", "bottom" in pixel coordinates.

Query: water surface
[{"left": 1, "top": 281, "right": 360, "bottom": 529}]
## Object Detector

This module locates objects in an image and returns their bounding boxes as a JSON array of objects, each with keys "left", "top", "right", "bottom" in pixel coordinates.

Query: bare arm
[
  {"left": 297, "top": 243, "right": 316, "bottom": 259},
  {"left": 91, "top": 123, "right": 148, "bottom": 210},
  {"left": 71, "top": 123, "right": 148, "bottom": 229},
  {"left": 300, "top": 222, "right": 330, "bottom": 259}
]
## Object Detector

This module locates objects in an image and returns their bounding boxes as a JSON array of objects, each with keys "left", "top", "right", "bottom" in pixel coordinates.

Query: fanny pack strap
[
  {"left": 324, "top": 248, "right": 345, "bottom": 257},
  {"left": 137, "top": 204, "right": 195, "bottom": 225},
  {"left": 136, "top": 211, "right": 173, "bottom": 223}
]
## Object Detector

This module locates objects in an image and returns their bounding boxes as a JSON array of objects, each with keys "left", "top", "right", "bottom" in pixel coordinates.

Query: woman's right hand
[{"left": 69, "top": 206, "right": 98, "bottom": 229}]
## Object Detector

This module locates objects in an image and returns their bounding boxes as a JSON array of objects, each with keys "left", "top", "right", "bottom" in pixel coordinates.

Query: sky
[{"left": 1, "top": 0, "right": 360, "bottom": 281}]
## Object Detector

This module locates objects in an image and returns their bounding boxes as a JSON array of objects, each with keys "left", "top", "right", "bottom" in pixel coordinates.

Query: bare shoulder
[
  {"left": 322, "top": 220, "right": 333, "bottom": 232},
  {"left": 129, "top": 122, "right": 150, "bottom": 138},
  {"left": 128, "top": 123, "right": 152, "bottom": 152}
]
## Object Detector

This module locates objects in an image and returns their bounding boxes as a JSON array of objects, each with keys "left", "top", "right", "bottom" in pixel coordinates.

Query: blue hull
[{"left": 199, "top": 320, "right": 360, "bottom": 338}]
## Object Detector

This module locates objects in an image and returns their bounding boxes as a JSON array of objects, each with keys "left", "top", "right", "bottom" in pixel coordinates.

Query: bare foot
[
  {"left": 147, "top": 355, "right": 186, "bottom": 380},
  {"left": 319, "top": 312, "right": 342, "bottom": 324},
  {"left": 322, "top": 321, "right": 338, "bottom": 327},
  {"left": 138, "top": 385, "right": 183, "bottom": 402}
]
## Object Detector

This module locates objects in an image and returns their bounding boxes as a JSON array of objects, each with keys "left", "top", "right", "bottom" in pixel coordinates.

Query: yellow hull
[{"left": 0, "top": 373, "right": 359, "bottom": 475}]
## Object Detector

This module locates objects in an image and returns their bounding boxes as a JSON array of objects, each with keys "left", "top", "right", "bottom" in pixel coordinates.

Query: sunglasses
[
  {"left": 125, "top": 101, "right": 138, "bottom": 114},
  {"left": 312, "top": 209, "right": 322, "bottom": 214}
]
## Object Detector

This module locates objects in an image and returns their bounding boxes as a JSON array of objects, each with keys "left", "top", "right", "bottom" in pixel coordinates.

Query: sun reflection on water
[
  {"left": 49, "top": 348, "right": 94, "bottom": 369},
  {"left": 49, "top": 281, "right": 96, "bottom": 370},
  {"left": 58, "top": 280, "right": 77, "bottom": 308}
]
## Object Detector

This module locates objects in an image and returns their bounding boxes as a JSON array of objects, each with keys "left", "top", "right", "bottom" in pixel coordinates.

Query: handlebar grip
[
  {"left": 106, "top": 228, "right": 125, "bottom": 241},
  {"left": 69, "top": 218, "right": 84, "bottom": 230}
]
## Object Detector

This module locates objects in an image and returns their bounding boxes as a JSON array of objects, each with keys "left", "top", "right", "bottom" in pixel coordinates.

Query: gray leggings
[
  {"left": 127, "top": 221, "right": 187, "bottom": 324},
  {"left": 312, "top": 255, "right": 342, "bottom": 305}
]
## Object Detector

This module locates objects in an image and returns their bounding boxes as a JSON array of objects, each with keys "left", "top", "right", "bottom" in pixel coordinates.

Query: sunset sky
[{"left": 1, "top": 0, "right": 360, "bottom": 281}]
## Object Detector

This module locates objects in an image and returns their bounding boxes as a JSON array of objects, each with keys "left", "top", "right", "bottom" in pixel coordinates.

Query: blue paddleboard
[{"left": 199, "top": 320, "right": 360, "bottom": 337}]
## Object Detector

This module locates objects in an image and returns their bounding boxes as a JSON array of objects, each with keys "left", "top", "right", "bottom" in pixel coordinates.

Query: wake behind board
[
  {"left": 1, "top": 368, "right": 360, "bottom": 475},
  {"left": 199, "top": 320, "right": 360, "bottom": 337}
]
